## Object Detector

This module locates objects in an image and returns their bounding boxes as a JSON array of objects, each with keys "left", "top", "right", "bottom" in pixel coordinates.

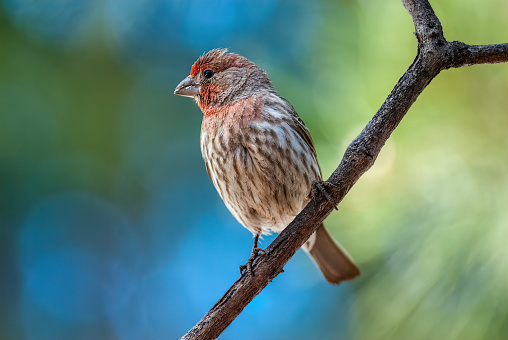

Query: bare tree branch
[
  {"left": 448, "top": 42, "right": 508, "bottom": 67},
  {"left": 181, "top": 1, "right": 508, "bottom": 339}
]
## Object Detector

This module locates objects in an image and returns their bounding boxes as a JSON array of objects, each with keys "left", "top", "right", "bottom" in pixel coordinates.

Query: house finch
[{"left": 174, "top": 49, "right": 359, "bottom": 284}]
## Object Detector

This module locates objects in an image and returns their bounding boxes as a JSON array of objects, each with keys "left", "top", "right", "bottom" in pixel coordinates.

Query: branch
[{"left": 181, "top": 1, "right": 508, "bottom": 339}]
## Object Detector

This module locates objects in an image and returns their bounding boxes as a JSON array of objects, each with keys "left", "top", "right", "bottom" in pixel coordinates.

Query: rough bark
[{"left": 181, "top": 1, "right": 508, "bottom": 339}]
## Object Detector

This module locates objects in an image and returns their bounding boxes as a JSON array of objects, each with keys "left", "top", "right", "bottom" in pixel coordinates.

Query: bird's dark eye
[{"left": 203, "top": 70, "right": 214, "bottom": 79}]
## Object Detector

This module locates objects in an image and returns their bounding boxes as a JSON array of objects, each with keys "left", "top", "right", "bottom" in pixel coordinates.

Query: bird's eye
[{"left": 203, "top": 70, "right": 214, "bottom": 79}]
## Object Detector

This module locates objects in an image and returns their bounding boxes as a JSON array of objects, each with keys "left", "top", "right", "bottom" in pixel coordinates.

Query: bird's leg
[
  {"left": 239, "top": 234, "right": 265, "bottom": 276},
  {"left": 311, "top": 181, "right": 339, "bottom": 210}
]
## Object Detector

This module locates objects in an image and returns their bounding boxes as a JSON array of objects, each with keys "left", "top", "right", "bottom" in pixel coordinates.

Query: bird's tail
[{"left": 303, "top": 224, "right": 360, "bottom": 285}]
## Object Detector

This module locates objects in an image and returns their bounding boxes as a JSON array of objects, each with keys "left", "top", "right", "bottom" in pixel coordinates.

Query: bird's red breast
[{"left": 201, "top": 95, "right": 263, "bottom": 132}]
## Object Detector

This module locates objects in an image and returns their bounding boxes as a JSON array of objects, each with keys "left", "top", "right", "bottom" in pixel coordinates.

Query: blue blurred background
[{"left": 1, "top": 0, "right": 508, "bottom": 339}]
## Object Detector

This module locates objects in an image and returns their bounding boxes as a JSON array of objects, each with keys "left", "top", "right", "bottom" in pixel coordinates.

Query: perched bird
[{"left": 174, "top": 49, "right": 359, "bottom": 284}]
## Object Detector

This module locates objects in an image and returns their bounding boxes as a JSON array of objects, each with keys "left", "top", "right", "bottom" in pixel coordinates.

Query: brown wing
[{"left": 281, "top": 98, "right": 322, "bottom": 178}]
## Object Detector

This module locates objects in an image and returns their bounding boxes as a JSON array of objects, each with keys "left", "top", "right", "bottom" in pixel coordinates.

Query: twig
[{"left": 181, "top": 1, "right": 508, "bottom": 339}]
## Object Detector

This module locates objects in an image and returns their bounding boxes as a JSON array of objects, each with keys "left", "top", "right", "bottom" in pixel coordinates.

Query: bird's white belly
[{"left": 201, "top": 129, "right": 318, "bottom": 236}]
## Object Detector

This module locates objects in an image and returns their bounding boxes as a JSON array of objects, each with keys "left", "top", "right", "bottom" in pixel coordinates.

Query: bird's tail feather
[{"left": 303, "top": 224, "right": 360, "bottom": 285}]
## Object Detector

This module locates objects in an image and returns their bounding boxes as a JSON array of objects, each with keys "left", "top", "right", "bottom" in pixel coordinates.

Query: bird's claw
[
  {"left": 311, "top": 181, "right": 339, "bottom": 210},
  {"left": 239, "top": 248, "right": 265, "bottom": 276}
]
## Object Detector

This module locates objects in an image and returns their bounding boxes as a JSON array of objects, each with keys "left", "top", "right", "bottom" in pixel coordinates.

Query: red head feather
[{"left": 189, "top": 49, "right": 252, "bottom": 77}]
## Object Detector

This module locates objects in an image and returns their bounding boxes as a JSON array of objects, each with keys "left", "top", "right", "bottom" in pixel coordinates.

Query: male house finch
[{"left": 174, "top": 49, "right": 359, "bottom": 284}]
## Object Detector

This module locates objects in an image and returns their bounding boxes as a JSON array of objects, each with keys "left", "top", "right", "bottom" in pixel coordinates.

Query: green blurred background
[{"left": 1, "top": 0, "right": 508, "bottom": 339}]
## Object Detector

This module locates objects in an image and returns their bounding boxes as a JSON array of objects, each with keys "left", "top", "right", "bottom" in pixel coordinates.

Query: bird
[{"left": 174, "top": 49, "right": 359, "bottom": 284}]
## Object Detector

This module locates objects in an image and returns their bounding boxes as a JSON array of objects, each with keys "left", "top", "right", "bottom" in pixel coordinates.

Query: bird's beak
[{"left": 174, "top": 76, "right": 199, "bottom": 97}]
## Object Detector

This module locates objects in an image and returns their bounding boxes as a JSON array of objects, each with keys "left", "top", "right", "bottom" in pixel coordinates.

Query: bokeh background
[{"left": 1, "top": 0, "right": 508, "bottom": 339}]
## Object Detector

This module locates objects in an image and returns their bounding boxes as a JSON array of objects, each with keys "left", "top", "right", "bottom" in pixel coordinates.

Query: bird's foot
[
  {"left": 311, "top": 181, "right": 339, "bottom": 210},
  {"left": 239, "top": 247, "right": 265, "bottom": 276}
]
